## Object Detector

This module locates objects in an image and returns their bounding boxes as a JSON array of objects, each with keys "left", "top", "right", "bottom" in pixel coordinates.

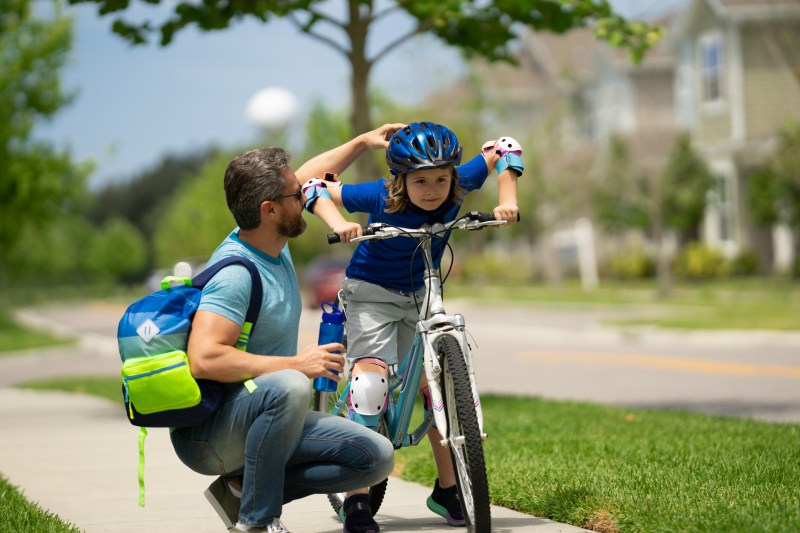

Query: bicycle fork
[{"left": 421, "top": 315, "right": 486, "bottom": 446}]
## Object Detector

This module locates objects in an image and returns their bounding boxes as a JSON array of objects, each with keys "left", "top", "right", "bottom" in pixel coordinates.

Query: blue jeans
[{"left": 170, "top": 369, "right": 394, "bottom": 527}]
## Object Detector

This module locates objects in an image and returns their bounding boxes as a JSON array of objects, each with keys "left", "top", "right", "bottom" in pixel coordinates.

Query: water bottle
[{"left": 312, "top": 301, "right": 345, "bottom": 393}]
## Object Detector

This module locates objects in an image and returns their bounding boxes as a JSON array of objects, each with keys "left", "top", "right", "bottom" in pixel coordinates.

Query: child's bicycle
[{"left": 313, "top": 211, "right": 511, "bottom": 533}]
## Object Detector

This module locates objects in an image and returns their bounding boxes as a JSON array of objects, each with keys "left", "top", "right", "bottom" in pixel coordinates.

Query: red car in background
[{"left": 302, "top": 255, "right": 348, "bottom": 308}]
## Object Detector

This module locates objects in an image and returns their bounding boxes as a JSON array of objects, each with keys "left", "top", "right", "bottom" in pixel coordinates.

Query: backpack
[{"left": 117, "top": 256, "right": 263, "bottom": 506}]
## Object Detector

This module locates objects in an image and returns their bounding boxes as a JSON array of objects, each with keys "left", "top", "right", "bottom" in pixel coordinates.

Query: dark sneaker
[
  {"left": 204, "top": 475, "right": 241, "bottom": 530},
  {"left": 342, "top": 493, "right": 380, "bottom": 533},
  {"left": 426, "top": 478, "right": 465, "bottom": 527}
]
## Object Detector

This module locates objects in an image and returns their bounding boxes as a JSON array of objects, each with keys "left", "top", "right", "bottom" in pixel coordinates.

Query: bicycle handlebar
[{"left": 327, "top": 211, "right": 519, "bottom": 244}]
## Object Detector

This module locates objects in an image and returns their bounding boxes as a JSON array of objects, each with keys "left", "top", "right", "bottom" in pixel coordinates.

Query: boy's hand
[
  {"left": 493, "top": 203, "right": 519, "bottom": 225},
  {"left": 333, "top": 221, "right": 363, "bottom": 243}
]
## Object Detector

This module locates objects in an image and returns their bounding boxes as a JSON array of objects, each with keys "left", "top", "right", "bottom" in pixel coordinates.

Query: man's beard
[{"left": 277, "top": 211, "right": 307, "bottom": 238}]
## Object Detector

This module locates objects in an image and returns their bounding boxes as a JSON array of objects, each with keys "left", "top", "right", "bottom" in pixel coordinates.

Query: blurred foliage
[
  {"left": 660, "top": 133, "right": 714, "bottom": 235},
  {"left": 87, "top": 147, "right": 217, "bottom": 237},
  {"left": 594, "top": 135, "right": 649, "bottom": 233},
  {"left": 602, "top": 246, "right": 655, "bottom": 280},
  {"left": 152, "top": 150, "right": 238, "bottom": 266},
  {"left": 673, "top": 242, "right": 732, "bottom": 280},
  {"left": 0, "top": 0, "right": 91, "bottom": 286},
  {"left": 747, "top": 120, "right": 800, "bottom": 276}
]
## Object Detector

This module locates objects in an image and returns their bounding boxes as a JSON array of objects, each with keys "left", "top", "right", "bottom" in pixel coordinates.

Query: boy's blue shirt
[{"left": 341, "top": 154, "right": 489, "bottom": 291}]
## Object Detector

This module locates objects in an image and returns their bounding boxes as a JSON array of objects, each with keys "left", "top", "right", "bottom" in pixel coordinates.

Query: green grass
[
  {"left": 0, "top": 310, "right": 74, "bottom": 354},
  {"left": 395, "top": 395, "right": 800, "bottom": 533},
  {"left": 446, "top": 278, "right": 800, "bottom": 331},
  {"left": 15, "top": 376, "right": 799, "bottom": 533},
  {"left": 16, "top": 376, "right": 123, "bottom": 404},
  {"left": 0, "top": 474, "right": 79, "bottom": 532}
]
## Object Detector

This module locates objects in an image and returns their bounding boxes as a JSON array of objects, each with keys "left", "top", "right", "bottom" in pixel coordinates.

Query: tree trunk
[
  {"left": 347, "top": 0, "right": 380, "bottom": 183},
  {"left": 651, "top": 174, "right": 672, "bottom": 299}
]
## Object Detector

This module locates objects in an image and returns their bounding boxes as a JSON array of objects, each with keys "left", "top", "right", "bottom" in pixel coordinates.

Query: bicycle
[{"left": 313, "top": 210, "right": 510, "bottom": 533}]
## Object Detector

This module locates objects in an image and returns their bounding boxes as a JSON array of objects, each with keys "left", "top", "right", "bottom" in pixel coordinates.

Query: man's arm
[
  {"left": 294, "top": 123, "right": 405, "bottom": 183},
  {"left": 187, "top": 310, "right": 345, "bottom": 383}
]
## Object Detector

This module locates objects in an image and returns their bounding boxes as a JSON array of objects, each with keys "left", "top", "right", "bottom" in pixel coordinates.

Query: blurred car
[{"left": 302, "top": 255, "right": 348, "bottom": 308}]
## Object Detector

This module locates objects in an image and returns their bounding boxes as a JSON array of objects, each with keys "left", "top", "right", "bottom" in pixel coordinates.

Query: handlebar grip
[
  {"left": 327, "top": 233, "right": 341, "bottom": 244},
  {"left": 467, "top": 211, "right": 521, "bottom": 223}
]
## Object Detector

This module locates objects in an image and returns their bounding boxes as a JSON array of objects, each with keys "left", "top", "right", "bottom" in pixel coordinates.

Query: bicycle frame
[{"left": 329, "top": 215, "right": 503, "bottom": 449}]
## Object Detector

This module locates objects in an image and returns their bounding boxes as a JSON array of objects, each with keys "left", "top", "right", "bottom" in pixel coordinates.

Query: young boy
[{"left": 303, "top": 121, "right": 522, "bottom": 533}]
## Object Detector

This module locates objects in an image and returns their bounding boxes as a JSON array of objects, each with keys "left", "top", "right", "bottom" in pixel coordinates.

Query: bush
[
  {"left": 732, "top": 249, "right": 759, "bottom": 276},
  {"left": 674, "top": 243, "right": 732, "bottom": 280},
  {"left": 602, "top": 247, "right": 655, "bottom": 280}
]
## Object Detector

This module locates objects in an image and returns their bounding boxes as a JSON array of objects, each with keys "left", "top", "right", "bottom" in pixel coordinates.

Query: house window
[{"left": 699, "top": 33, "right": 724, "bottom": 103}]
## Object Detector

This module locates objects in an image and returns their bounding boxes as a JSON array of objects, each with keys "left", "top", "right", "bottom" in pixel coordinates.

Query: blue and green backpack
[{"left": 117, "top": 255, "right": 262, "bottom": 505}]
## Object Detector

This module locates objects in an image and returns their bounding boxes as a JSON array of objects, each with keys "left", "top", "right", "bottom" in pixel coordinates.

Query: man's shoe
[
  {"left": 342, "top": 493, "right": 380, "bottom": 533},
  {"left": 204, "top": 476, "right": 241, "bottom": 530},
  {"left": 426, "top": 478, "right": 465, "bottom": 527},
  {"left": 233, "top": 517, "right": 291, "bottom": 533}
]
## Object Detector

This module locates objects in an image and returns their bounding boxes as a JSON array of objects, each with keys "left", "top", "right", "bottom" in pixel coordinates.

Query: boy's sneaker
[
  {"left": 426, "top": 478, "right": 465, "bottom": 527},
  {"left": 233, "top": 517, "right": 290, "bottom": 532},
  {"left": 342, "top": 493, "right": 380, "bottom": 533},
  {"left": 204, "top": 475, "right": 241, "bottom": 530}
]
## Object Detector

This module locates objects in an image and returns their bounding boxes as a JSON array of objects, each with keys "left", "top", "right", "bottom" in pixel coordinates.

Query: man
[{"left": 170, "top": 124, "right": 405, "bottom": 533}]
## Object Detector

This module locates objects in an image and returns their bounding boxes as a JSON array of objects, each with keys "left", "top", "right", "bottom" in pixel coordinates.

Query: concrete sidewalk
[{"left": 0, "top": 388, "right": 588, "bottom": 533}]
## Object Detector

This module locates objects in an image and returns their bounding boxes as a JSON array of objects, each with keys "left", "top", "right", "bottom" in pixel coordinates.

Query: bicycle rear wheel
[
  {"left": 313, "top": 389, "right": 389, "bottom": 517},
  {"left": 438, "top": 335, "right": 491, "bottom": 532}
]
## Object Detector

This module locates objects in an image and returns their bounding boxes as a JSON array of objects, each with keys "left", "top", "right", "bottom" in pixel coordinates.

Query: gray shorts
[{"left": 340, "top": 278, "right": 425, "bottom": 366}]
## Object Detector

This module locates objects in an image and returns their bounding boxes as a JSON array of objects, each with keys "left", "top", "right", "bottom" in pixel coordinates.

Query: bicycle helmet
[{"left": 386, "top": 122, "right": 462, "bottom": 175}]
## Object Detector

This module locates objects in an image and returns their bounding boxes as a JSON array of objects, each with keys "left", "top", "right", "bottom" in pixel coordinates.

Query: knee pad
[{"left": 349, "top": 368, "right": 388, "bottom": 416}]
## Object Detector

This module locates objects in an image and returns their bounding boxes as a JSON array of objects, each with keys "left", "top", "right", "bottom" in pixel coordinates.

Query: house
[
  {"left": 477, "top": 0, "right": 800, "bottom": 274},
  {"left": 668, "top": 0, "right": 800, "bottom": 271}
]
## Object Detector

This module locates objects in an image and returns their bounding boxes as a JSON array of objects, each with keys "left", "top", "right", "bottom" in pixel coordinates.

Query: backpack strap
[
  {"left": 192, "top": 256, "right": 264, "bottom": 348},
  {"left": 192, "top": 256, "right": 264, "bottom": 392}
]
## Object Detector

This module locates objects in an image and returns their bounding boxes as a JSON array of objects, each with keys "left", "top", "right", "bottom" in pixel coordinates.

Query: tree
[
  {"left": 594, "top": 133, "right": 713, "bottom": 296},
  {"left": 68, "top": 0, "right": 662, "bottom": 181},
  {"left": 748, "top": 120, "right": 800, "bottom": 276},
  {"left": 0, "top": 0, "right": 89, "bottom": 284}
]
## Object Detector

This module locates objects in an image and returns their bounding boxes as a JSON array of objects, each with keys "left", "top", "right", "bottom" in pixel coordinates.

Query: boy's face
[{"left": 404, "top": 167, "right": 453, "bottom": 211}]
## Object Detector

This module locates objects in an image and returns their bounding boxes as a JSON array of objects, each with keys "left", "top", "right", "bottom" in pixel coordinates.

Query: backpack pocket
[{"left": 122, "top": 351, "right": 202, "bottom": 415}]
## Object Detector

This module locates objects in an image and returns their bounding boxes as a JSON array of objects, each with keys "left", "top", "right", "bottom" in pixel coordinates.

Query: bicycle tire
[
  {"left": 312, "top": 389, "right": 389, "bottom": 517},
  {"left": 438, "top": 335, "right": 491, "bottom": 533}
]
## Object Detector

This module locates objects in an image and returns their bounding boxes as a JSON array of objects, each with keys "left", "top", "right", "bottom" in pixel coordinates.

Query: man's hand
[
  {"left": 293, "top": 343, "right": 345, "bottom": 380},
  {"left": 363, "top": 123, "right": 406, "bottom": 150},
  {"left": 333, "top": 221, "right": 363, "bottom": 243},
  {"left": 493, "top": 203, "right": 519, "bottom": 225}
]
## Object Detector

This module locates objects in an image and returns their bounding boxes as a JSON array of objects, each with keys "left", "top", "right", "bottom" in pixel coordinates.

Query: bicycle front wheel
[
  {"left": 438, "top": 335, "right": 491, "bottom": 532},
  {"left": 312, "top": 388, "right": 389, "bottom": 518}
]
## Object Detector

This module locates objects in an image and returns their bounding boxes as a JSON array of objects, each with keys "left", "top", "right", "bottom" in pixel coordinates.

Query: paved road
[{"left": 12, "top": 299, "right": 800, "bottom": 423}]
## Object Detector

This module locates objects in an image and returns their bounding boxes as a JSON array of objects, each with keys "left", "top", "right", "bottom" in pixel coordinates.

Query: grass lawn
[
  {"left": 0, "top": 310, "right": 74, "bottom": 355},
  {"left": 446, "top": 278, "right": 800, "bottom": 331},
  {"left": 0, "top": 474, "right": 79, "bottom": 532},
  {"left": 13, "top": 376, "right": 800, "bottom": 533}
]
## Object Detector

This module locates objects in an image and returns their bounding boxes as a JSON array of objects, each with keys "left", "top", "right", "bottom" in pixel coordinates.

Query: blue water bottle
[{"left": 312, "top": 301, "right": 345, "bottom": 393}]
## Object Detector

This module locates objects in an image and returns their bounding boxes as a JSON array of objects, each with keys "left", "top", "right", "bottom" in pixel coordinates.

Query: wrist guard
[
  {"left": 494, "top": 136, "right": 524, "bottom": 177},
  {"left": 302, "top": 177, "right": 333, "bottom": 213}
]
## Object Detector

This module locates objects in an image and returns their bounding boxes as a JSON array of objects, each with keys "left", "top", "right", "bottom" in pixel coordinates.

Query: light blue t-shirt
[{"left": 198, "top": 230, "right": 301, "bottom": 357}]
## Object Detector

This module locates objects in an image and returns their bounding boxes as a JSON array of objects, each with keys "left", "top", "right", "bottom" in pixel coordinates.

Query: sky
[{"left": 34, "top": 0, "right": 685, "bottom": 188}]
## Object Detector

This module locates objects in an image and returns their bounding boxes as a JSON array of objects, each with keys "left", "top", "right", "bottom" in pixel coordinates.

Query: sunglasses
[{"left": 266, "top": 189, "right": 303, "bottom": 202}]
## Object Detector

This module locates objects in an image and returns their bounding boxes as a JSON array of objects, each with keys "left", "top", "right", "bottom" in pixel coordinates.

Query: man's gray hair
[{"left": 224, "top": 147, "right": 291, "bottom": 229}]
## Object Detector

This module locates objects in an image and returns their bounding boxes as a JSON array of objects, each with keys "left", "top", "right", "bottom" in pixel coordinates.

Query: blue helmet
[{"left": 386, "top": 122, "right": 462, "bottom": 175}]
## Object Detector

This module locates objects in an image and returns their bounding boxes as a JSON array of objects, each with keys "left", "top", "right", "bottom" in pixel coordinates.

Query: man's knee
[{"left": 251, "top": 369, "right": 310, "bottom": 411}]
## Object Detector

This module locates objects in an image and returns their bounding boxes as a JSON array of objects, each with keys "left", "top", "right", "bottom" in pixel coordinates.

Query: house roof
[{"left": 670, "top": 0, "right": 800, "bottom": 40}]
